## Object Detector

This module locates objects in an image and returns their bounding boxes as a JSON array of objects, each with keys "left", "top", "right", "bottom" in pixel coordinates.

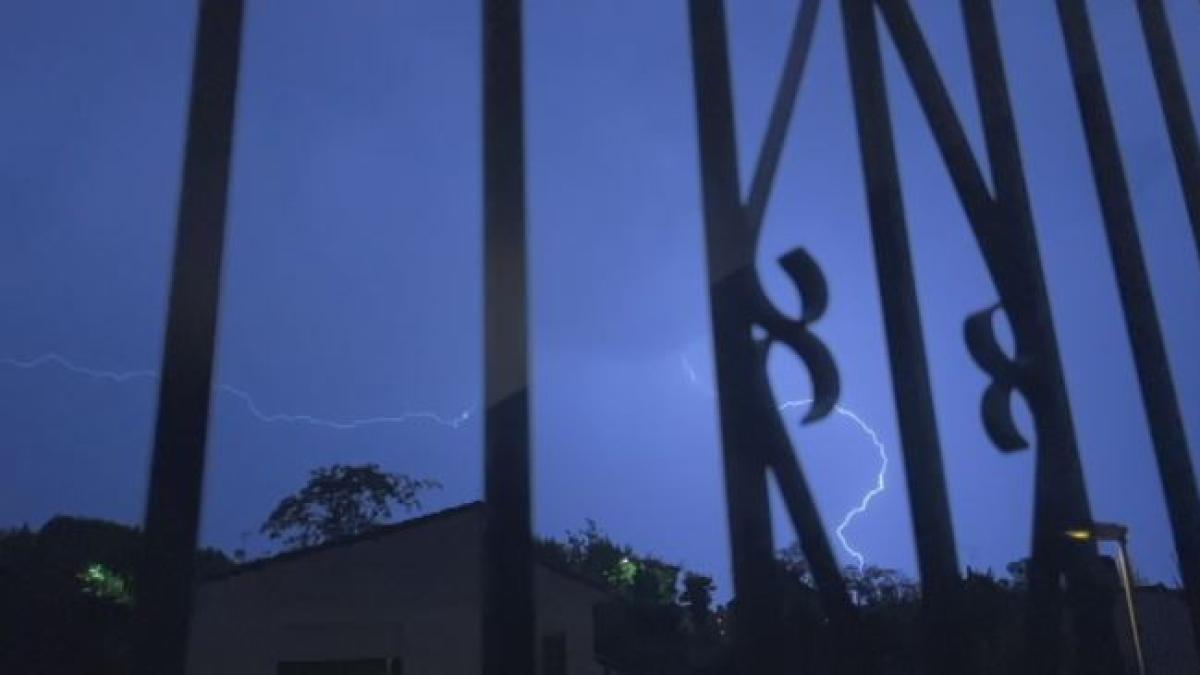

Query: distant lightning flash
[
  {"left": 4, "top": 350, "right": 882, "bottom": 567},
  {"left": 0, "top": 353, "right": 473, "bottom": 431},
  {"left": 778, "top": 399, "right": 887, "bottom": 572},
  {"left": 680, "top": 354, "right": 887, "bottom": 571}
]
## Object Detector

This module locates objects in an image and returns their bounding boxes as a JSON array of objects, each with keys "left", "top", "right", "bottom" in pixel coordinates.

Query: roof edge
[{"left": 202, "top": 501, "right": 483, "bottom": 583}]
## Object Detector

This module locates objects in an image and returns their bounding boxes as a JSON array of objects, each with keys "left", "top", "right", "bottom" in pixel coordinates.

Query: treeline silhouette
[{"left": 1, "top": 463, "right": 1046, "bottom": 675}]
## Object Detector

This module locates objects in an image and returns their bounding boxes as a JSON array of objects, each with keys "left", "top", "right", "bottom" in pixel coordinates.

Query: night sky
[{"left": 2, "top": 0, "right": 1198, "bottom": 599}]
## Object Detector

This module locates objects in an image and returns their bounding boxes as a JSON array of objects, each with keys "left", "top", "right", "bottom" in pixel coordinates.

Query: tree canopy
[
  {"left": 260, "top": 463, "right": 440, "bottom": 550},
  {"left": 536, "top": 519, "right": 680, "bottom": 606},
  {"left": 0, "top": 516, "right": 232, "bottom": 675}
]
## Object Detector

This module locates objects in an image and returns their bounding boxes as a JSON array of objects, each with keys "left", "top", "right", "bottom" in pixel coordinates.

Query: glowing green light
[
  {"left": 604, "top": 556, "right": 640, "bottom": 589},
  {"left": 77, "top": 562, "right": 133, "bottom": 606}
]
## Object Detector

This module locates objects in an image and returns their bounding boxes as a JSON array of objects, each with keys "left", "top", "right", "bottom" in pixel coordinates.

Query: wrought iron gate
[{"left": 126, "top": 1, "right": 1198, "bottom": 673}]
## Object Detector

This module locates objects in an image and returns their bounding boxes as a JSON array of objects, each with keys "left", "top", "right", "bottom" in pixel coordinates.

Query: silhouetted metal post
[
  {"left": 481, "top": 1, "right": 534, "bottom": 674},
  {"left": 1055, "top": 0, "right": 1200, "bottom": 657},
  {"left": 688, "top": 3, "right": 786, "bottom": 669},
  {"left": 689, "top": 1, "right": 865, "bottom": 672},
  {"left": 955, "top": 5, "right": 1119, "bottom": 664},
  {"left": 1136, "top": 0, "right": 1200, "bottom": 263},
  {"left": 842, "top": 1, "right": 1121, "bottom": 671},
  {"left": 839, "top": 1, "right": 963, "bottom": 672},
  {"left": 131, "top": 2, "right": 244, "bottom": 674}
]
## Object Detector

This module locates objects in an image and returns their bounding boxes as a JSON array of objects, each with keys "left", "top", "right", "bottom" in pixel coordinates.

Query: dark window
[{"left": 542, "top": 633, "right": 567, "bottom": 675}]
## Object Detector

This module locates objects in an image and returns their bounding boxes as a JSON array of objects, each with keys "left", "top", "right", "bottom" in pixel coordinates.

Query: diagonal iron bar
[
  {"left": 745, "top": 0, "right": 822, "bottom": 243},
  {"left": 839, "top": 2, "right": 963, "bottom": 672},
  {"left": 1056, "top": 0, "right": 1200, "bottom": 658},
  {"left": 1136, "top": 0, "right": 1200, "bottom": 264}
]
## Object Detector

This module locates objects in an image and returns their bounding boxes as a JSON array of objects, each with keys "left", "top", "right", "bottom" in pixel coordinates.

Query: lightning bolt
[
  {"left": 680, "top": 353, "right": 887, "bottom": 571},
  {"left": 778, "top": 399, "right": 886, "bottom": 572},
  {"left": 0, "top": 353, "right": 473, "bottom": 431},
  {"left": 5, "top": 350, "right": 884, "bottom": 568},
  {"left": 681, "top": 352, "right": 703, "bottom": 386}
]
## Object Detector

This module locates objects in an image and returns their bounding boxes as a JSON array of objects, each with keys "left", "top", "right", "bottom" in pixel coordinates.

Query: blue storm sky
[{"left": 1, "top": 1, "right": 1198, "bottom": 598}]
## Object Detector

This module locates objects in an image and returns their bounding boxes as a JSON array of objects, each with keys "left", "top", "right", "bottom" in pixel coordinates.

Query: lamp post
[{"left": 1065, "top": 522, "right": 1146, "bottom": 675}]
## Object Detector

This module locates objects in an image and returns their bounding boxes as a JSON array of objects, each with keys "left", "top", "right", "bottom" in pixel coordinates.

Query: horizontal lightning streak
[
  {"left": 680, "top": 353, "right": 886, "bottom": 571},
  {"left": 0, "top": 353, "right": 472, "bottom": 431},
  {"left": 2, "top": 353, "right": 159, "bottom": 383},
  {"left": 6, "top": 350, "right": 884, "bottom": 569}
]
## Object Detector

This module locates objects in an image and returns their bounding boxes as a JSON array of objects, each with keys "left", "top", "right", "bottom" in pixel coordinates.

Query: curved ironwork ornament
[
  {"left": 877, "top": 0, "right": 1143, "bottom": 659},
  {"left": 689, "top": 0, "right": 865, "bottom": 671},
  {"left": 964, "top": 304, "right": 1027, "bottom": 452},
  {"left": 858, "top": 0, "right": 1124, "bottom": 672},
  {"left": 749, "top": 247, "right": 840, "bottom": 424}
]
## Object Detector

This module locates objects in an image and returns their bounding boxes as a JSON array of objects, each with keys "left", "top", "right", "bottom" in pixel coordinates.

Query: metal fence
[{"left": 128, "top": 1, "right": 1199, "bottom": 673}]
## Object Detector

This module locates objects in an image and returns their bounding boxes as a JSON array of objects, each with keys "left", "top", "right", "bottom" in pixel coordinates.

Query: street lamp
[{"left": 1065, "top": 521, "right": 1146, "bottom": 675}]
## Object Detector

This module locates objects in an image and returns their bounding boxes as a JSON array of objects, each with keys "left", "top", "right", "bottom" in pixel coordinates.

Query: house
[
  {"left": 185, "top": 503, "right": 610, "bottom": 675},
  {"left": 1116, "top": 585, "right": 1200, "bottom": 675}
]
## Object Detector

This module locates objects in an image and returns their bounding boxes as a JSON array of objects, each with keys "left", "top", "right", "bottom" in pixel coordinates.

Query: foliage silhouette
[
  {"left": 680, "top": 572, "right": 717, "bottom": 638},
  {"left": 261, "top": 463, "right": 440, "bottom": 550},
  {"left": 0, "top": 517, "right": 232, "bottom": 674},
  {"left": 536, "top": 519, "right": 680, "bottom": 606}
]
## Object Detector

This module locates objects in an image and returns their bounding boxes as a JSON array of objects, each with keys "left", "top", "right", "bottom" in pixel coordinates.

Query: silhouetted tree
[
  {"left": 1005, "top": 557, "right": 1030, "bottom": 589},
  {"left": 261, "top": 463, "right": 440, "bottom": 549},
  {"left": 538, "top": 520, "right": 703, "bottom": 674},
  {"left": 844, "top": 565, "right": 920, "bottom": 607},
  {"left": 680, "top": 572, "right": 717, "bottom": 637},
  {"left": 0, "top": 516, "right": 232, "bottom": 675},
  {"left": 961, "top": 567, "right": 1028, "bottom": 673},
  {"left": 536, "top": 520, "right": 627, "bottom": 586},
  {"left": 777, "top": 541, "right": 816, "bottom": 587},
  {"left": 536, "top": 519, "right": 680, "bottom": 606},
  {"left": 772, "top": 543, "right": 929, "bottom": 670}
]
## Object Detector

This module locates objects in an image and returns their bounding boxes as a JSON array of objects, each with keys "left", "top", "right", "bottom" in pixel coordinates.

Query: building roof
[
  {"left": 202, "top": 501, "right": 610, "bottom": 595},
  {"left": 202, "top": 501, "right": 484, "bottom": 583}
]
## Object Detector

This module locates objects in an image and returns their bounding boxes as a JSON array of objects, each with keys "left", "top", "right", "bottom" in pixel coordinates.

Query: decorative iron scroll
[
  {"left": 750, "top": 248, "right": 838, "bottom": 423},
  {"left": 963, "top": 304, "right": 1027, "bottom": 452},
  {"left": 103, "top": 3, "right": 1199, "bottom": 675},
  {"left": 688, "top": 0, "right": 865, "bottom": 672},
  {"left": 845, "top": 0, "right": 1123, "bottom": 672}
]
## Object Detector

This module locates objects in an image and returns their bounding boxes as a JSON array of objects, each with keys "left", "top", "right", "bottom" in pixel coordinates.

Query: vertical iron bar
[
  {"left": 735, "top": 0, "right": 861, "bottom": 634},
  {"left": 1055, "top": 0, "right": 1200, "bottom": 655},
  {"left": 959, "top": 3, "right": 1118, "bottom": 670},
  {"left": 131, "top": 2, "right": 244, "bottom": 674},
  {"left": 687, "top": 2, "right": 786, "bottom": 671},
  {"left": 481, "top": 1, "right": 534, "bottom": 674},
  {"left": 839, "top": 2, "right": 963, "bottom": 672},
  {"left": 861, "top": 1, "right": 1122, "bottom": 670},
  {"left": 1136, "top": 0, "right": 1200, "bottom": 262},
  {"left": 690, "top": 4, "right": 866, "bottom": 670}
]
